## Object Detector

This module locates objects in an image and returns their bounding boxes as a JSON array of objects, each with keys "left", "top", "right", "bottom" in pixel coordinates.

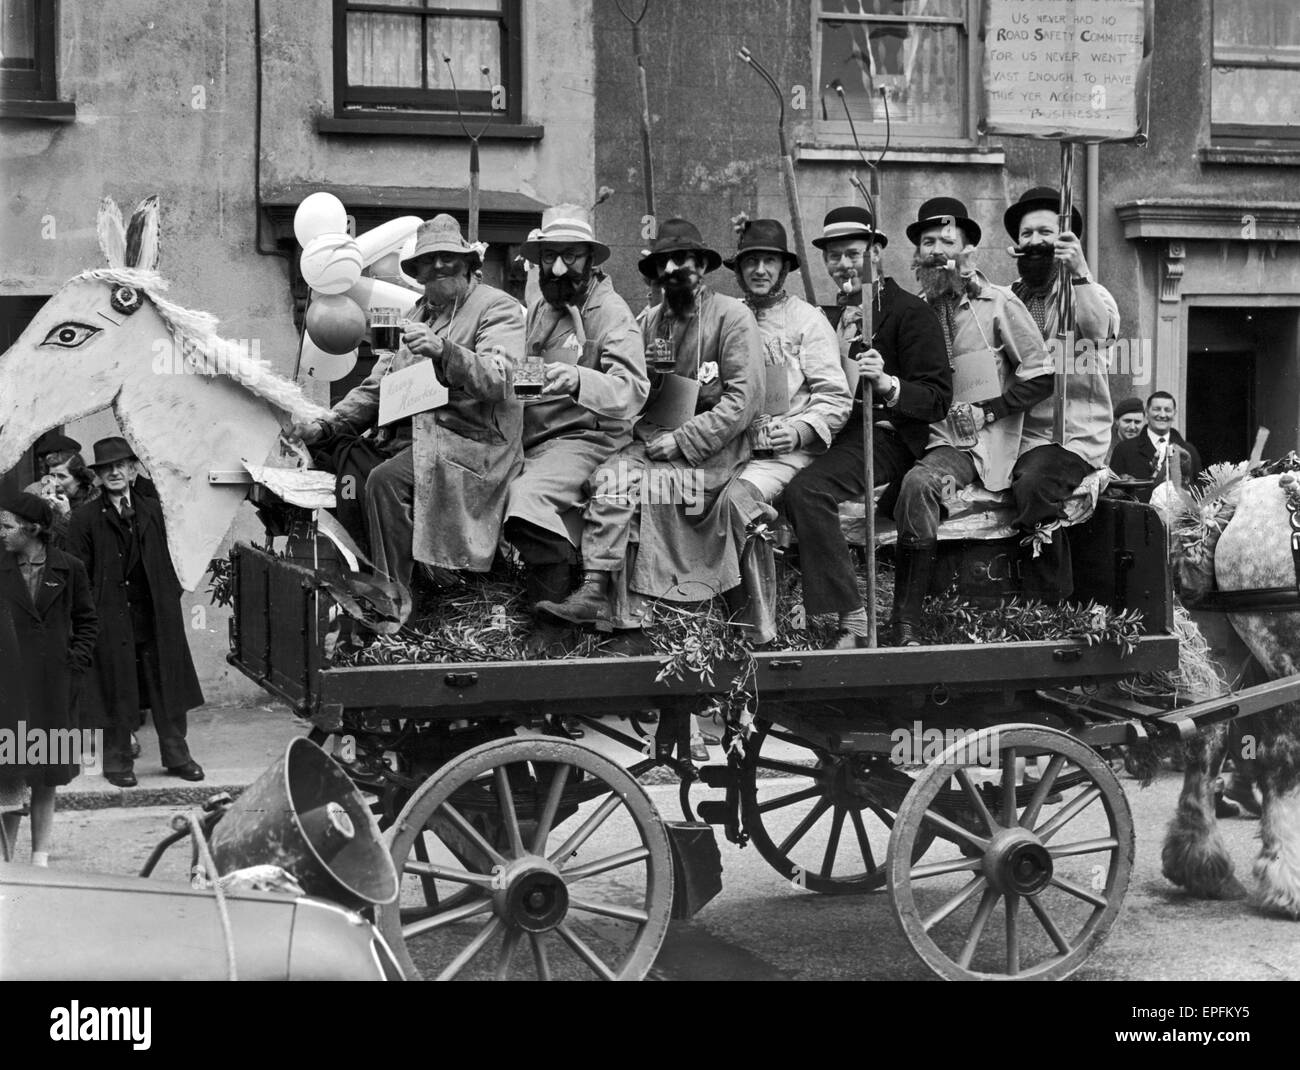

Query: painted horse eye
[{"left": 41, "top": 322, "right": 101, "bottom": 349}]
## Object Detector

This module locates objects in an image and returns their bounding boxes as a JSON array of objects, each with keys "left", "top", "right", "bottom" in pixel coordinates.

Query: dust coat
[
  {"left": 66, "top": 496, "right": 203, "bottom": 732},
  {"left": 0, "top": 548, "right": 98, "bottom": 786},
  {"left": 506, "top": 272, "right": 649, "bottom": 545},
  {"left": 627, "top": 286, "right": 763, "bottom": 598},
  {"left": 330, "top": 278, "right": 525, "bottom": 572}
]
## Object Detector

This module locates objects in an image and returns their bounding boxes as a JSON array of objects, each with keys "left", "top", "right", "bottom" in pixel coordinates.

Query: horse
[
  {"left": 0, "top": 196, "right": 329, "bottom": 590},
  {"left": 1161, "top": 468, "right": 1300, "bottom": 918}
]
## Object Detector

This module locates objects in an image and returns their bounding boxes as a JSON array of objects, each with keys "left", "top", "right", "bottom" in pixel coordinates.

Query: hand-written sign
[
  {"left": 982, "top": 0, "right": 1150, "bottom": 140},
  {"left": 378, "top": 360, "right": 449, "bottom": 425}
]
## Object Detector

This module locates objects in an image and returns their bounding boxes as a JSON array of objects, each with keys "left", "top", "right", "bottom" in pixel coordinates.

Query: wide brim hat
[
  {"left": 723, "top": 218, "right": 800, "bottom": 271},
  {"left": 33, "top": 430, "right": 81, "bottom": 456},
  {"left": 1113, "top": 397, "right": 1145, "bottom": 420},
  {"left": 519, "top": 204, "right": 610, "bottom": 265},
  {"left": 88, "top": 436, "right": 138, "bottom": 469},
  {"left": 0, "top": 491, "right": 53, "bottom": 528},
  {"left": 811, "top": 205, "right": 888, "bottom": 250},
  {"left": 637, "top": 217, "right": 722, "bottom": 280},
  {"left": 400, "top": 213, "right": 482, "bottom": 275},
  {"left": 1004, "top": 186, "right": 1084, "bottom": 241},
  {"left": 906, "top": 197, "right": 982, "bottom": 248}
]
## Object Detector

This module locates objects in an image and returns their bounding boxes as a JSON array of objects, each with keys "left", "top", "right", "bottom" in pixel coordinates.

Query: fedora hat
[
  {"left": 88, "top": 436, "right": 138, "bottom": 469},
  {"left": 811, "top": 205, "right": 888, "bottom": 250},
  {"left": 400, "top": 214, "right": 481, "bottom": 275},
  {"left": 637, "top": 217, "right": 722, "bottom": 280},
  {"left": 906, "top": 197, "right": 982, "bottom": 248},
  {"left": 519, "top": 204, "right": 610, "bottom": 265},
  {"left": 1004, "top": 186, "right": 1084, "bottom": 241},
  {"left": 723, "top": 218, "right": 800, "bottom": 271},
  {"left": 33, "top": 430, "right": 81, "bottom": 457}
]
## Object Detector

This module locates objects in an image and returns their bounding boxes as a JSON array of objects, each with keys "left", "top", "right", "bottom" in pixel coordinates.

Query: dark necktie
[{"left": 119, "top": 501, "right": 135, "bottom": 523}]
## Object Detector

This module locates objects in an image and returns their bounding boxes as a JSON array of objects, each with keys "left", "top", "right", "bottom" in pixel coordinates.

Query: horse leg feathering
[{"left": 1161, "top": 724, "right": 1247, "bottom": 900}]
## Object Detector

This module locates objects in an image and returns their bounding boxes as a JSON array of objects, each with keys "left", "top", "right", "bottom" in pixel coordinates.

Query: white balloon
[
  {"left": 356, "top": 215, "right": 422, "bottom": 265},
  {"left": 396, "top": 233, "right": 420, "bottom": 289},
  {"left": 300, "top": 334, "right": 358, "bottom": 383},
  {"left": 294, "top": 192, "right": 348, "bottom": 247},
  {"left": 346, "top": 276, "right": 420, "bottom": 315},
  {"left": 301, "top": 233, "right": 363, "bottom": 295}
]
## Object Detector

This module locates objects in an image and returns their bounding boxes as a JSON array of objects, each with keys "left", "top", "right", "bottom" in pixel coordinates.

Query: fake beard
[
  {"left": 426, "top": 272, "right": 470, "bottom": 308},
  {"left": 661, "top": 268, "right": 700, "bottom": 314},
  {"left": 540, "top": 267, "right": 592, "bottom": 308},
  {"left": 1016, "top": 243, "right": 1056, "bottom": 289},
  {"left": 913, "top": 252, "right": 960, "bottom": 303}
]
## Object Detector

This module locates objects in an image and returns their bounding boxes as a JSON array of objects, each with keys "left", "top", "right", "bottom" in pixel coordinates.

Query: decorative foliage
[
  {"left": 1118, "top": 600, "right": 1227, "bottom": 706},
  {"left": 1169, "top": 461, "right": 1251, "bottom": 561}
]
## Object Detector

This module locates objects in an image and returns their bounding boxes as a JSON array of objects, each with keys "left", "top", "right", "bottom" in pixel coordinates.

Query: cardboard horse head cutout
[{"left": 0, "top": 196, "right": 329, "bottom": 589}]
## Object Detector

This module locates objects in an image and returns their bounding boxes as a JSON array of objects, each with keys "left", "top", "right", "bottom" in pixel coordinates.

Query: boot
[
  {"left": 722, "top": 523, "right": 778, "bottom": 646},
  {"left": 535, "top": 569, "right": 610, "bottom": 627},
  {"left": 524, "top": 562, "right": 574, "bottom": 606},
  {"left": 889, "top": 538, "right": 937, "bottom": 647}
]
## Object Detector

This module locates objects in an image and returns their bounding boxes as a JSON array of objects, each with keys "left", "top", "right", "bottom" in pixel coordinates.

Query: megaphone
[{"left": 207, "top": 738, "right": 398, "bottom": 910}]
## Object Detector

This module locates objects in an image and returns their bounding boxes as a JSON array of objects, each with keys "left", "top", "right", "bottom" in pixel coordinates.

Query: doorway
[{"left": 0, "top": 295, "right": 50, "bottom": 496}]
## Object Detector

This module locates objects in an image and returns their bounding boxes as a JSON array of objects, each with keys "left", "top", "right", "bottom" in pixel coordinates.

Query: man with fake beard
[
  {"left": 503, "top": 205, "right": 649, "bottom": 606},
  {"left": 1004, "top": 187, "right": 1120, "bottom": 600},
  {"left": 889, "top": 198, "right": 1053, "bottom": 645},
  {"left": 295, "top": 214, "right": 523, "bottom": 588},
  {"left": 537, "top": 218, "right": 762, "bottom": 628},
  {"left": 782, "top": 206, "right": 951, "bottom": 647}
]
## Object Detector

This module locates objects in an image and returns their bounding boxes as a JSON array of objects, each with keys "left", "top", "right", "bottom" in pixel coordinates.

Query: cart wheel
[
  {"left": 740, "top": 720, "right": 934, "bottom": 895},
  {"left": 887, "top": 724, "right": 1134, "bottom": 981},
  {"left": 378, "top": 737, "right": 673, "bottom": 981}
]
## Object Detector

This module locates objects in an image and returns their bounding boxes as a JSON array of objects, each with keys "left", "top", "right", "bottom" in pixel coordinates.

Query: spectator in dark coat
[
  {"left": 1109, "top": 390, "right": 1201, "bottom": 502},
  {"left": 0, "top": 493, "right": 98, "bottom": 866},
  {"left": 67, "top": 438, "right": 204, "bottom": 788}
]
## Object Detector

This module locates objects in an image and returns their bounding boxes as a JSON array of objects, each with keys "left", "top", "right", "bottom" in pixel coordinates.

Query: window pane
[
  {"left": 1213, "top": 66, "right": 1300, "bottom": 128},
  {"left": 819, "top": 20, "right": 963, "bottom": 135},
  {"left": 347, "top": 12, "right": 422, "bottom": 88},
  {"left": 426, "top": 16, "right": 501, "bottom": 92},
  {"left": 430, "top": 0, "right": 501, "bottom": 10},
  {"left": 1213, "top": 0, "right": 1300, "bottom": 49},
  {"left": 0, "top": 0, "right": 37, "bottom": 70},
  {"left": 821, "top": 0, "right": 963, "bottom": 17}
]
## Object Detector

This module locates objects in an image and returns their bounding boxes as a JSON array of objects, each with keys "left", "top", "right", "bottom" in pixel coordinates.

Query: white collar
[{"left": 1147, "top": 427, "right": 1170, "bottom": 447}]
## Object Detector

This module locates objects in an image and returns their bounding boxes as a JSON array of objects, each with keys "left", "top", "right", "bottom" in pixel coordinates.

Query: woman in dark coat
[{"left": 0, "top": 493, "right": 98, "bottom": 866}]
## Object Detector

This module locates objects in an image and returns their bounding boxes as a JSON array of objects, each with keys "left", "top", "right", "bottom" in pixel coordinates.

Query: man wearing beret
[
  {"left": 67, "top": 438, "right": 204, "bottom": 787},
  {"left": 295, "top": 214, "right": 524, "bottom": 589},
  {"left": 537, "top": 217, "right": 762, "bottom": 627},
  {"left": 782, "top": 206, "right": 951, "bottom": 647},
  {"left": 1004, "top": 187, "right": 1120, "bottom": 601},
  {"left": 1110, "top": 396, "right": 1145, "bottom": 461}
]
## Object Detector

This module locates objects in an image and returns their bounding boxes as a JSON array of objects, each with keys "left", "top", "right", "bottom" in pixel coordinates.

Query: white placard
[{"left": 379, "top": 360, "right": 449, "bottom": 425}]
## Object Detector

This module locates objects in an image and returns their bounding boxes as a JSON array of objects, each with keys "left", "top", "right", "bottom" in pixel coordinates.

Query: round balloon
[
  {"left": 301, "top": 233, "right": 363, "bottom": 295},
  {"left": 294, "top": 192, "right": 349, "bottom": 247},
  {"left": 306, "top": 293, "right": 367, "bottom": 355},
  {"left": 300, "top": 334, "right": 358, "bottom": 383}
]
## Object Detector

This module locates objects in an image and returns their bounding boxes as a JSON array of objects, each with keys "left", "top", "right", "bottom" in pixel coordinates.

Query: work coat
[
  {"left": 330, "top": 278, "right": 525, "bottom": 572},
  {"left": 506, "top": 272, "right": 649, "bottom": 545}
]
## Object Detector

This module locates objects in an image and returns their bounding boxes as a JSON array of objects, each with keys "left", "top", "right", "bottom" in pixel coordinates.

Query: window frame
[
  {"left": 331, "top": 0, "right": 523, "bottom": 125},
  {"left": 0, "top": 0, "right": 58, "bottom": 101},
  {"left": 1210, "top": 0, "right": 1300, "bottom": 145},
  {"left": 810, "top": 0, "right": 981, "bottom": 148}
]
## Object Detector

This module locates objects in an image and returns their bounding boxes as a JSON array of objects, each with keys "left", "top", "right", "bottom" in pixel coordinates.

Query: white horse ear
[
  {"left": 97, "top": 196, "right": 128, "bottom": 269},
  {"left": 125, "top": 195, "right": 161, "bottom": 272}
]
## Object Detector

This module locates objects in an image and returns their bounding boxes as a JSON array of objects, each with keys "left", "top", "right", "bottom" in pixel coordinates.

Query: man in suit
[
  {"left": 781, "top": 206, "right": 952, "bottom": 647},
  {"left": 67, "top": 438, "right": 204, "bottom": 788},
  {"left": 1109, "top": 390, "right": 1201, "bottom": 501}
]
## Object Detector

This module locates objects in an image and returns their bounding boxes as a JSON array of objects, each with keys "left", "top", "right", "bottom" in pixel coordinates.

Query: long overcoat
[
  {"left": 506, "top": 272, "right": 649, "bottom": 545},
  {"left": 66, "top": 495, "right": 204, "bottom": 729},
  {"left": 0, "top": 547, "right": 99, "bottom": 785},
  {"left": 331, "top": 278, "right": 524, "bottom": 571}
]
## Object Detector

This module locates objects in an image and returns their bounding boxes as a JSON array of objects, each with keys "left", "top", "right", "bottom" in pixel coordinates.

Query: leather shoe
[
  {"left": 166, "top": 760, "right": 205, "bottom": 782},
  {"left": 105, "top": 770, "right": 137, "bottom": 788},
  {"left": 890, "top": 622, "right": 922, "bottom": 647}
]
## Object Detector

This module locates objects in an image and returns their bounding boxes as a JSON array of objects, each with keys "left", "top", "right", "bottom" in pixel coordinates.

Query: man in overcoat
[
  {"left": 537, "top": 217, "right": 763, "bottom": 627},
  {"left": 1109, "top": 391, "right": 1201, "bottom": 502},
  {"left": 67, "top": 438, "right": 203, "bottom": 787},
  {"left": 504, "top": 205, "right": 649, "bottom": 605},
  {"left": 297, "top": 214, "right": 524, "bottom": 587}
]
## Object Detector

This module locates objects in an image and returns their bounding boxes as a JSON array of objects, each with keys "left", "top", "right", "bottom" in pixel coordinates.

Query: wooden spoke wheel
[
  {"left": 378, "top": 737, "right": 673, "bottom": 981},
  {"left": 740, "top": 720, "right": 934, "bottom": 895},
  {"left": 887, "top": 724, "right": 1134, "bottom": 981}
]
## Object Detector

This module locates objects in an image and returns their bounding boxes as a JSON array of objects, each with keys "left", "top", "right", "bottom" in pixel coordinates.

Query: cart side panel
[{"left": 1068, "top": 498, "right": 1172, "bottom": 633}]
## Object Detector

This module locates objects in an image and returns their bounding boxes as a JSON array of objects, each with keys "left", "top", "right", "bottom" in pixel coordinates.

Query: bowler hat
[
  {"left": 637, "top": 217, "right": 722, "bottom": 280},
  {"left": 811, "top": 205, "right": 888, "bottom": 250},
  {"left": 723, "top": 218, "right": 800, "bottom": 271},
  {"left": 0, "top": 491, "right": 53, "bottom": 528},
  {"left": 400, "top": 214, "right": 481, "bottom": 276},
  {"left": 1113, "top": 396, "right": 1144, "bottom": 420},
  {"left": 520, "top": 204, "right": 610, "bottom": 265},
  {"left": 34, "top": 430, "right": 81, "bottom": 457},
  {"left": 1004, "top": 186, "right": 1084, "bottom": 242},
  {"left": 906, "top": 197, "right": 982, "bottom": 248},
  {"left": 88, "top": 436, "right": 138, "bottom": 469}
]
